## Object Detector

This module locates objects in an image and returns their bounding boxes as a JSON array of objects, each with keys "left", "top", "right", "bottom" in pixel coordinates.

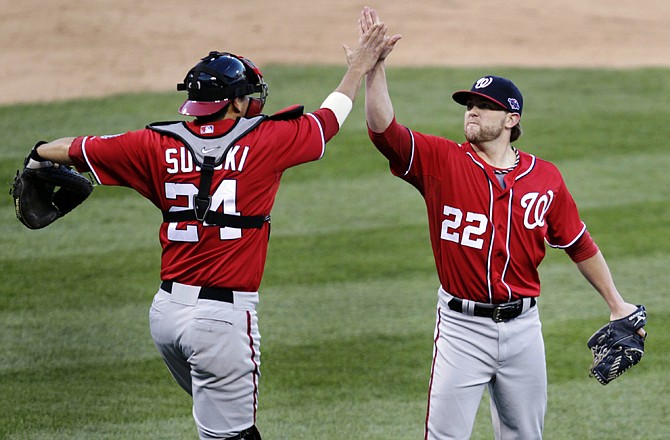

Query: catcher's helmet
[{"left": 177, "top": 51, "right": 268, "bottom": 117}]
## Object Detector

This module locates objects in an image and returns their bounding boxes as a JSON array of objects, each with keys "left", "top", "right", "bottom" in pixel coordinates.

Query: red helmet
[{"left": 177, "top": 51, "right": 268, "bottom": 117}]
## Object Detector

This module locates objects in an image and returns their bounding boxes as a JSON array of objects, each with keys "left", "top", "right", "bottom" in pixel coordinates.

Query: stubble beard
[{"left": 465, "top": 121, "right": 505, "bottom": 145}]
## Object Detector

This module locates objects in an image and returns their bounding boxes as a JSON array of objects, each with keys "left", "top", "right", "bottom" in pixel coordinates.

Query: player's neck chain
[{"left": 493, "top": 146, "right": 519, "bottom": 175}]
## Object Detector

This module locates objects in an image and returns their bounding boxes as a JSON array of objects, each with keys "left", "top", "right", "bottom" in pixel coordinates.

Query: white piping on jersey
[
  {"left": 500, "top": 151, "right": 533, "bottom": 300},
  {"left": 515, "top": 153, "right": 536, "bottom": 180},
  {"left": 465, "top": 150, "right": 516, "bottom": 302},
  {"left": 500, "top": 189, "right": 514, "bottom": 301},
  {"left": 465, "top": 152, "right": 496, "bottom": 302},
  {"left": 306, "top": 113, "right": 326, "bottom": 160},
  {"left": 400, "top": 129, "right": 416, "bottom": 177},
  {"left": 546, "top": 221, "right": 587, "bottom": 248},
  {"left": 81, "top": 136, "right": 103, "bottom": 185},
  {"left": 485, "top": 177, "right": 495, "bottom": 303}
]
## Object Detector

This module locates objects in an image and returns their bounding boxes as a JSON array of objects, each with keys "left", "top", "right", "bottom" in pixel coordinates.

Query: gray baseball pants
[
  {"left": 425, "top": 288, "right": 547, "bottom": 440},
  {"left": 149, "top": 283, "right": 261, "bottom": 439}
]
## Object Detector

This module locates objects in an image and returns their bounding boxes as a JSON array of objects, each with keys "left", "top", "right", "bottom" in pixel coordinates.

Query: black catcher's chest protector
[{"left": 148, "top": 116, "right": 269, "bottom": 229}]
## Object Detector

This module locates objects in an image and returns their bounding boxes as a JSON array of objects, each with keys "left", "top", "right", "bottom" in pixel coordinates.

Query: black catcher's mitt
[
  {"left": 587, "top": 305, "right": 647, "bottom": 385},
  {"left": 11, "top": 142, "right": 93, "bottom": 229}
]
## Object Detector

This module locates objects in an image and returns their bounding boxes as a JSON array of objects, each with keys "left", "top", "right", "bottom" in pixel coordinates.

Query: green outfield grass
[{"left": 1, "top": 66, "right": 668, "bottom": 439}]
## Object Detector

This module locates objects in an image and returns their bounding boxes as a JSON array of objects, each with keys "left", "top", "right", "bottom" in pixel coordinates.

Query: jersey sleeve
[
  {"left": 368, "top": 117, "right": 458, "bottom": 193},
  {"left": 69, "top": 130, "right": 159, "bottom": 199},
  {"left": 269, "top": 107, "right": 339, "bottom": 171},
  {"left": 564, "top": 229, "right": 599, "bottom": 262},
  {"left": 368, "top": 116, "right": 414, "bottom": 176}
]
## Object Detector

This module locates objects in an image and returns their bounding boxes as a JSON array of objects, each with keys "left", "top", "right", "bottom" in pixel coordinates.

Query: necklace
[{"left": 493, "top": 146, "right": 519, "bottom": 175}]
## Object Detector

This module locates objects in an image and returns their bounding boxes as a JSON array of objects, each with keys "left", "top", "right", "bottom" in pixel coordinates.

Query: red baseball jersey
[
  {"left": 69, "top": 109, "right": 338, "bottom": 291},
  {"left": 370, "top": 118, "right": 595, "bottom": 303}
]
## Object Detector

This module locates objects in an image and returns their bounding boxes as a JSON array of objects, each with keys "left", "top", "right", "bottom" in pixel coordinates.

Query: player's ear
[
  {"left": 506, "top": 112, "right": 521, "bottom": 129},
  {"left": 231, "top": 97, "right": 247, "bottom": 115}
]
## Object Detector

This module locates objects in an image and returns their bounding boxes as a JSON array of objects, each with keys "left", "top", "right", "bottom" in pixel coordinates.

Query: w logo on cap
[
  {"left": 474, "top": 77, "right": 493, "bottom": 89},
  {"left": 452, "top": 75, "right": 523, "bottom": 115}
]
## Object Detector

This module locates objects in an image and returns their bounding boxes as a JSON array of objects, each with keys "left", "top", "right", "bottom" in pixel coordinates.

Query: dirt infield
[{"left": 2, "top": 0, "right": 669, "bottom": 105}]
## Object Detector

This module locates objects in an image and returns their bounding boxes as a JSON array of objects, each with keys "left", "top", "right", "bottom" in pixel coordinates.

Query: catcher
[{"left": 8, "top": 18, "right": 390, "bottom": 439}]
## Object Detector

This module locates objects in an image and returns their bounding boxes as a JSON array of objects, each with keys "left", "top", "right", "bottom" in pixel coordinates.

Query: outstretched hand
[
  {"left": 358, "top": 6, "right": 401, "bottom": 63},
  {"left": 342, "top": 20, "right": 388, "bottom": 74},
  {"left": 333, "top": 7, "right": 400, "bottom": 105},
  {"left": 333, "top": 11, "right": 390, "bottom": 102}
]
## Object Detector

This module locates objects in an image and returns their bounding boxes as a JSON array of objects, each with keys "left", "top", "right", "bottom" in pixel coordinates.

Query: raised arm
[
  {"left": 359, "top": 7, "right": 401, "bottom": 133},
  {"left": 320, "top": 18, "right": 389, "bottom": 128},
  {"left": 333, "top": 20, "right": 388, "bottom": 102},
  {"left": 365, "top": 59, "right": 396, "bottom": 133}
]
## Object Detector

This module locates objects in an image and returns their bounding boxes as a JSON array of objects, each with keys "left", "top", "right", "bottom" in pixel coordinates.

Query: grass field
[{"left": 1, "top": 66, "right": 668, "bottom": 439}]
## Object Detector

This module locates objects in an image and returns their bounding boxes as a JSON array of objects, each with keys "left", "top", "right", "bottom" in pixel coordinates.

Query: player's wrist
[
  {"left": 25, "top": 141, "right": 53, "bottom": 169},
  {"left": 321, "top": 92, "right": 353, "bottom": 128}
]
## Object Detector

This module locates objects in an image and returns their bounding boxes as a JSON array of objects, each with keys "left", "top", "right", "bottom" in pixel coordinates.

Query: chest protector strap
[{"left": 148, "top": 117, "right": 270, "bottom": 229}]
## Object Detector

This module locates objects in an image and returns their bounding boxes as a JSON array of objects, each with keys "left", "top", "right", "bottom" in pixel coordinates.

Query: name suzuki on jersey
[{"left": 165, "top": 145, "right": 251, "bottom": 174}]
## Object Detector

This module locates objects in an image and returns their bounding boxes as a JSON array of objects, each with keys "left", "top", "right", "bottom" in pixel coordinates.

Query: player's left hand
[
  {"left": 11, "top": 142, "right": 94, "bottom": 229},
  {"left": 356, "top": 6, "right": 401, "bottom": 63},
  {"left": 343, "top": 19, "right": 388, "bottom": 74},
  {"left": 610, "top": 302, "right": 647, "bottom": 338},
  {"left": 587, "top": 304, "right": 647, "bottom": 385}
]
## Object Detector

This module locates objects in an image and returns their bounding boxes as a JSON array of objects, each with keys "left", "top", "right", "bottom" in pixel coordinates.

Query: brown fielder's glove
[
  {"left": 10, "top": 142, "right": 93, "bottom": 229},
  {"left": 587, "top": 305, "right": 647, "bottom": 385}
]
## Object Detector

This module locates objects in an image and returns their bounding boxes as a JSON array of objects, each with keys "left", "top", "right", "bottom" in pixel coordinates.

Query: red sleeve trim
[{"left": 565, "top": 229, "right": 599, "bottom": 263}]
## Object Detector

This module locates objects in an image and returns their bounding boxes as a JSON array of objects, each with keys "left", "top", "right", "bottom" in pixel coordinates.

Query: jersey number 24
[{"left": 164, "top": 180, "right": 241, "bottom": 242}]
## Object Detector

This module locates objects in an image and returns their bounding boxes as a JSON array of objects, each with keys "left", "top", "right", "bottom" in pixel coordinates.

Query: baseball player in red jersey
[
  {"left": 358, "top": 7, "right": 645, "bottom": 440},
  {"left": 26, "top": 19, "right": 389, "bottom": 440}
]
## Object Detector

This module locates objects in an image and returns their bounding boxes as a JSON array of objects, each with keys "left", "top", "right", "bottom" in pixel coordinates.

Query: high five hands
[{"left": 345, "top": 6, "right": 402, "bottom": 67}]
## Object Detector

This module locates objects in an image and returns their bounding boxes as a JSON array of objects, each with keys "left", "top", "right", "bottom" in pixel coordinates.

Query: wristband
[{"left": 320, "top": 92, "right": 353, "bottom": 128}]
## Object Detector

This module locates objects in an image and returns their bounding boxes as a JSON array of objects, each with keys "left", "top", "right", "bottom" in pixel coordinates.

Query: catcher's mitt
[
  {"left": 587, "top": 305, "right": 647, "bottom": 385},
  {"left": 11, "top": 142, "right": 93, "bottom": 229}
]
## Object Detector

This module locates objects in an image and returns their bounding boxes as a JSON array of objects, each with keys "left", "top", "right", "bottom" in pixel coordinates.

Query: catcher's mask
[{"left": 177, "top": 51, "right": 268, "bottom": 117}]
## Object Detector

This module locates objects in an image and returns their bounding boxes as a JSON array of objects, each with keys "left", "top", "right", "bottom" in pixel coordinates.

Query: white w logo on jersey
[{"left": 520, "top": 190, "right": 554, "bottom": 229}]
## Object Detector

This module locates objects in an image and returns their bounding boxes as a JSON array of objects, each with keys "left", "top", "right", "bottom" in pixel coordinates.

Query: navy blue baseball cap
[{"left": 452, "top": 76, "right": 523, "bottom": 115}]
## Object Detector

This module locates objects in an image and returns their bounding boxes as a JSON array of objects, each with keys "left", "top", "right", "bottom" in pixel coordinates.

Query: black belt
[
  {"left": 161, "top": 281, "right": 234, "bottom": 304},
  {"left": 447, "top": 297, "right": 536, "bottom": 322}
]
